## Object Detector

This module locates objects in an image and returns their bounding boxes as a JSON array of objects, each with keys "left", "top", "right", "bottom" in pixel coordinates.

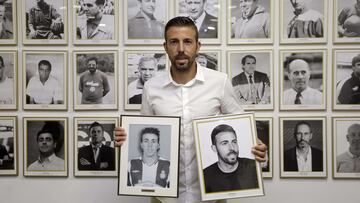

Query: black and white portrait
[
  {"left": 229, "top": 51, "right": 273, "bottom": 110},
  {"left": 280, "top": 117, "right": 326, "bottom": 178},
  {"left": 24, "top": 118, "right": 67, "bottom": 176},
  {"left": 125, "top": 51, "right": 166, "bottom": 110},
  {"left": 177, "top": 0, "right": 220, "bottom": 42},
  {"left": 333, "top": 118, "right": 360, "bottom": 178},
  {"left": 334, "top": 50, "right": 360, "bottom": 109},
  {"left": 256, "top": 118, "right": 272, "bottom": 177},
  {"left": 23, "top": 51, "right": 66, "bottom": 110},
  {"left": 0, "top": 51, "right": 16, "bottom": 110},
  {"left": 74, "top": 51, "right": 117, "bottom": 110},
  {"left": 197, "top": 51, "right": 219, "bottom": 71},
  {"left": 74, "top": 0, "right": 117, "bottom": 44},
  {"left": 75, "top": 118, "right": 117, "bottom": 176},
  {"left": 0, "top": 117, "right": 17, "bottom": 176},
  {"left": 335, "top": 0, "right": 360, "bottom": 43},
  {"left": 23, "top": 0, "right": 67, "bottom": 44},
  {"left": 125, "top": 0, "right": 167, "bottom": 44},
  {"left": 281, "top": 51, "right": 325, "bottom": 110},
  {"left": 0, "top": 0, "right": 16, "bottom": 44}
]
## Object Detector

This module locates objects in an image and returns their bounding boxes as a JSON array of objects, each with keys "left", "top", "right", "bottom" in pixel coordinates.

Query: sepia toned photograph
[
  {"left": 119, "top": 115, "right": 180, "bottom": 198},
  {"left": 22, "top": 0, "right": 67, "bottom": 44},
  {"left": 0, "top": 0, "right": 17, "bottom": 44},
  {"left": 228, "top": 0, "right": 273, "bottom": 44},
  {"left": 125, "top": 0, "right": 168, "bottom": 44},
  {"left": 256, "top": 117, "right": 272, "bottom": 178},
  {"left": 0, "top": 116, "right": 17, "bottom": 176},
  {"left": 334, "top": 0, "right": 360, "bottom": 43},
  {"left": 74, "top": 51, "right": 118, "bottom": 110},
  {"left": 280, "top": 117, "right": 326, "bottom": 178},
  {"left": 24, "top": 117, "right": 68, "bottom": 177},
  {"left": 0, "top": 51, "right": 17, "bottom": 110},
  {"left": 280, "top": 0, "right": 327, "bottom": 44},
  {"left": 177, "top": 0, "right": 221, "bottom": 44},
  {"left": 228, "top": 50, "right": 273, "bottom": 110},
  {"left": 193, "top": 113, "right": 263, "bottom": 201},
  {"left": 197, "top": 50, "right": 220, "bottom": 71},
  {"left": 125, "top": 51, "right": 167, "bottom": 110},
  {"left": 333, "top": 117, "right": 360, "bottom": 178},
  {"left": 74, "top": 117, "right": 118, "bottom": 177},
  {"left": 333, "top": 49, "right": 360, "bottom": 110},
  {"left": 23, "top": 51, "right": 67, "bottom": 110},
  {"left": 280, "top": 50, "right": 326, "bottom": 110},
  {"left": 73, "top": 0, "right": 118, "bottom": 45}
]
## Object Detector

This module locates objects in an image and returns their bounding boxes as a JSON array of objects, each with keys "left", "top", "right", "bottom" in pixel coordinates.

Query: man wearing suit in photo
[
  {"left": 78, "top": 121, "right": 115, "bottom": 171},
  {"left": 232, "top": 55, "right": 270, "bottom": 104},
  {"left": 284, "top": 121, "right": 323, "bottom": 172},
  {"left": 184, "top": 0, "right": 218, "bottom": 38}
]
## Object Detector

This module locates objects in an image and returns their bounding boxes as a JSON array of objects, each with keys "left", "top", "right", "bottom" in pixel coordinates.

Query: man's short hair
[
  {"left": 89, "top": 121, "right": 104, "bottom": 132},
  {"left": 211, "top": 124, "right": 237, "bottom": 145},
  {"left": 293, "top": 121, "right": 312, "bottom": 135},
  {"left": 138, "top": 56, "right": 158, "bottom": 70},
  {"left": 95, "top": 0, "right": 105, "bottom": 6},
  {"left": 87, "top": 56, "right": 98, "bottom": 65},
  {"left": 36, "top": 121, "right": 61, "bottom": 142},
  {"left": 139, "top": 127, "right": 160, "bottom": 143},
  {"left": 241, "top": 55, "right": 256, "bottom": 65},
  {"left": 352, "top": 54, "right": 360, "bottom": 67},
  {"left": 38, "top": 60, "right": 52, "bottom": 71},
  {"left": 0, "top": 56, "right": 4, "bottom": 67},
  {"left": 164, "top": 16, "right": 199, "bottom": 42}
]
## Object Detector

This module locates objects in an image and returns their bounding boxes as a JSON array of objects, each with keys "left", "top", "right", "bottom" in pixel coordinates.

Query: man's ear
[{"left": 211, "top": 145, "right": 217, "bottom": 153}]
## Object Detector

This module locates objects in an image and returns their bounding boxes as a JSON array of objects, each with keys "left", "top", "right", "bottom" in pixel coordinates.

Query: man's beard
[
  {"left": 219, "top": 150, "right": 239, "bottom": 165},
  {"left": 172, "top": 52, "right": 196, "bottom": 72}
]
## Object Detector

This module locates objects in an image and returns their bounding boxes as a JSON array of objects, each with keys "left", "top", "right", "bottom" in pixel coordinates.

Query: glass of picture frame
[
  {"left": 255, "top": 117, "right": 273, "bottom": 178},
  {"left": 0, "top": 116, "right": 18, "bottom": 176},
  {"left": 197, "top": 50, "right": 221, "bottom": 71},
  {"left": 0, "top": 50, "right": 17, "bottom": 110},
  {"left": 333, "top": 0, "right": 360, "bottom": 44},
  {"left": 118, "top": 115, "right": 181, "bottom": 198},
  {"left": 0, "top": 0, "right": 17, "bottom": 44}
]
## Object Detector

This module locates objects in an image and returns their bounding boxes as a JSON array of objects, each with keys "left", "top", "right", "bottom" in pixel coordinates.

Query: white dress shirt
[
  {"left": 283, "top": 87, "right": 322, "bottom": 105},
  {"left": 296, "top": 147, "right": 312, "bottom": 172},
  {"left": 27, "top": 153, "right": 64, "bottom": 171},
  {"left": 141, "top": 63, "right": 243, "bottom": 203}
]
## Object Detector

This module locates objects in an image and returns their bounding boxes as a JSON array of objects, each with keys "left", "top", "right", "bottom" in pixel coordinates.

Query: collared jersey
[
  {"left": 28, "top": 153, "right": 64, "bottom": 171},
  {"left": 26, "top": 75, "right": 62, "bottom": 104}
]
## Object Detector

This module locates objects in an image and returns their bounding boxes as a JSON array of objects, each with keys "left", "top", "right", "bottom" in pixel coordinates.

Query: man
[
  {"left": 337, "top": 123, "right": 360, "bottom": 172},
  {"left": 26, "top": 60, "right": 62, "bottom": 104},
  {"left": 76, "top": 0, "right": 113, "bottom": 40},
  {"left": 185, "top": 0, "right": 217, "bottom": 38},
  {"left": 28, "top": 121, "right": 64, "bottom": 171},
  {"left": 338, "top": 0, "right": 360, "bottom": 37},
  {"left": 128, "top": 56, "right": 158, "bottom": 104},
  {"left": 28, "top": 0, "right": 64, "bottom": 39},
  {"left": 232, "top": 0, "right": 270, "bottom": 38},
  {"left": 115, "top": 16, "right": 267, "bottom": 202},
  {"left": 128, "top": 0, "right": 165, "bottom": 39},
  {"left": 287, "top": 0, "right": 323, "bottom": 38},
  {"left": 232, "top": 55, "right": 270, "bottom": 104},
  {"left": 284, "top": 121, "right": 323, "bottom": 172},
  {"left": 127, "top": 127, "right": 170, "bottom": 188},
  {"left": 0, "top": 2, "right": 13, "bottom": 39},
  {"left": 337, "top": 54, "right": 360, "bottom": 104},
  {"left": 78, "top": 122, "right": 115, "bottom": 171},
  {"left": 0, "top": 55, "right": 13, "bottom": 104},
  {"left": 79, "top": 57, "right": 110, "bottom": 104},
  {"left": 203, "top": 124, "right": 258, "bottom": 193},
  {"left": 283, "top": 59, "right": 322, "bottom": 105}
]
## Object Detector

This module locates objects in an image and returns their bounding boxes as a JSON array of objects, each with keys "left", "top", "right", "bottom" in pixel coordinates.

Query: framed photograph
[
  {"left": 333, "top": 117, "right": 360, "bottom": 178},
  {"left": 0, "top": 51, "right": 17, "bottom": 110},
  {"left": 256, "top": 117, "right": 273, "bottom": 178},
  {"left": 0, "top": 0, "right": 17, "bottom": 44},
  {"left": 23, "top": 117, "right": 68, "bottom": 177},
  {"left": 280, "top": 0, "right": 327, "bottom": 44},
  {"left": 177, "top": 0, "right": 221, "bottom": 44},
  {"left": 74, "top": 50, "right": 118, "bottom": 110},
  {"left": 334, "top": 0, "right": 360, "bottom": 43},
  {"left": 22, "top": 0, "right": 67, "bottom": 45},
  {"left": 23, "top": 51, "right": 67, "bottom": 110},
  {"left": 280, "top": 117, "right": 326, "bottom": 178},
  {"left": 227, "top": 50, "right": 273, "bottom": 110},
  {"left": 280, "top": 49, "right": 326, "bottom": 111},
  {"left": 125, "top": 50, "right": 167, "bottom": 110},
  {"left": 192, "top": 113, "right": 264, "bottom": 201},
  {"left": 74, "top": 117, "right": 118, "bottom": 177},
  {"left": 333, "top": 49, "right": 360, "bottom": 110},
  {"left": 197, "top": 50, "right": 221, "bottom": 71},
  {"left": 0, "top": 116, "right": 17, "bottom": 176},
  {"left": 73, "top": 0, "right": 118, "bottom": 45},
  {"left": 227, "top": 0, "right": 274, "bottom": 44},
  {"left": 124, "top": 0, "right": 168, "bottom": 45},
  {"left": 118, "top": 115, "right": 181, "bottom": 198}
]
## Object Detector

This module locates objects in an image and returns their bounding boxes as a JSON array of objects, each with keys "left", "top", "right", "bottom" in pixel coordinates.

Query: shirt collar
[
  {"left": 296, "top": 146, "right": 312, "bottom": 160},
  {"left": 38, "top": 153, "right": 57, "bottom": 164},
  {"left": 164, "top": 62, "right": 205, "bottom": 87}
]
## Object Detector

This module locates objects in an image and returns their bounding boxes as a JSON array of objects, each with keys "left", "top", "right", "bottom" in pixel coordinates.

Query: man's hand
[
  {"left": 114, "top": 127, "right": 127, "bottom": 147},
  {"left": 252, "top": 139, "right": 267, "bottom": 162}
]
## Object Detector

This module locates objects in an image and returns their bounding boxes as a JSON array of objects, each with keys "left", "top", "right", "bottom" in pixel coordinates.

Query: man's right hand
[{"left": 114, "top": 127, "right": 127, "bottom": 147}]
